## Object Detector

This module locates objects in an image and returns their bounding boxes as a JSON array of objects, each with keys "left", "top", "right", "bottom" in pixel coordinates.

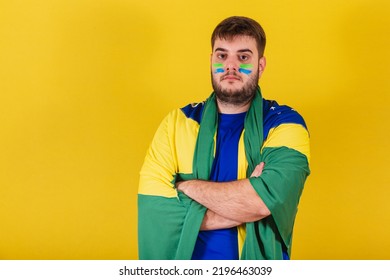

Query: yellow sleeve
[
  {"left": 138, "top": 111, "right": 178, "bottom": 198},
  {"left": 262, "top": 123, "right": 310, "bottom": 164}
]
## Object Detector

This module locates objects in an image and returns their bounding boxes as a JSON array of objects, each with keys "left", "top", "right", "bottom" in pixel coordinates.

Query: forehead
[{"left": 213, "top": 35, "right": 258, "bottom": 54}]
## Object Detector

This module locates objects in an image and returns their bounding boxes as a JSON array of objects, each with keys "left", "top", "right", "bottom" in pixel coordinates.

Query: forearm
[
  {"left": 200, "top": 209, "right": 242, "bottom": 231},
  {"left": 177, "top": 179, "right": 270, "bottom": 223}
]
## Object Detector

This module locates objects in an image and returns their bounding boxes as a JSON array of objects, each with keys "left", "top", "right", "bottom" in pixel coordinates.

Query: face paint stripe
[
  {"left": 239, "top": 64, "right": 253, "bottom": 69},
  {"left": 214, "top": 68, "right": 225, "bottom": 73},
  {"left": 213, "top": 63, "right": 224, "bottom": 68},
  {"left": 239, "top": 68, "right": 252, "bottom": 75}
]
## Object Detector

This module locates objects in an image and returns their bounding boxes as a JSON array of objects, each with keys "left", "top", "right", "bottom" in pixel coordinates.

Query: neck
[{"left": 216, "top": 98, "right": 251, "bottom": 114}]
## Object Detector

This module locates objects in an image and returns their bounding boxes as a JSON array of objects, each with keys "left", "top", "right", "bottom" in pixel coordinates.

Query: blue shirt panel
[{"left": 192, "top": 112, "right": 246, "bottom": 260}]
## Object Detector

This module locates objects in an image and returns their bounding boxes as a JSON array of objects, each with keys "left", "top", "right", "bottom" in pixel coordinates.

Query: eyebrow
[
  {"left": 237, "top": 49, "right": 253, "bottom": 54},
  {"left": 214, "top": 47, "right": 253, "bottom": 54}
]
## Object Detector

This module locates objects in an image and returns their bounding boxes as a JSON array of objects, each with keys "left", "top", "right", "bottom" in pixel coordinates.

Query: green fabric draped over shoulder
[{"left": 138, "top": 88, "right": 310, "bottom": 259}]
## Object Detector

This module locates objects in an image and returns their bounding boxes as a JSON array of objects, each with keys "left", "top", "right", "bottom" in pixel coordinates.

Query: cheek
[
  {"left": 212, "top": 63, "right": 225, "bottom": 74},
  {"left": 238, "top": 64, "right": 254, "bottom": 75}
]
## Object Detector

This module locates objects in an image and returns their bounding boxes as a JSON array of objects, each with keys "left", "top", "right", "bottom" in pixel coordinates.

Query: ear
[{"left": 259, "top": 56, "right": 266, "bottom": 73}]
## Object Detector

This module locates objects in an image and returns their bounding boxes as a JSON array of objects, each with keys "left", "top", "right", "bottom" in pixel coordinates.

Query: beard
[{"left": 212, "top": 69, "right": 259, "bottom": 107}]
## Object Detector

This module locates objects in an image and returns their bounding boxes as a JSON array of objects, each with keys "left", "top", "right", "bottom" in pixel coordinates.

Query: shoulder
[
  {"left": 157, "top": 101, "right": 205, "bottom": 134},
  {"left": 263, "top": 99, "right": 307, "bottom": 138},
  {"left": 180, "top": 101, "right": 206, "bottom": 124},
  {"left": 261, "top": 99, "right": 311, "bottom": 163}
]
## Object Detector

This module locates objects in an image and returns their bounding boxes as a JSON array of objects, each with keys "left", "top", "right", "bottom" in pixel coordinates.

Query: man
[{"left": 138, "top": 16, "right": 310, "bottom": 260}]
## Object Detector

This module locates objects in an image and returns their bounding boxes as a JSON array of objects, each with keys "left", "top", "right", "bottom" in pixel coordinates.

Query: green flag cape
[{"left": 138, "top": 88, "right": 310, "bottom": 259}]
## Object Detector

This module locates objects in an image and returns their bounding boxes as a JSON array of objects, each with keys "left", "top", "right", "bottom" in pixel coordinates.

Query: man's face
[{"left": 211, "top": 35, "right": 265, "bottom": 107}]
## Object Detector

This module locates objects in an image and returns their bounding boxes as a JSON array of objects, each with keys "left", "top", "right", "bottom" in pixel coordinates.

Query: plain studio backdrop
[{"left": 0, "top": 0, "right": 389, "bottom": 259}]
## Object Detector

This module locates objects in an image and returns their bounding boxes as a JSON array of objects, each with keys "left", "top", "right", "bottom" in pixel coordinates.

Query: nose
[
  {"left": 225, "top": 59, "right": 238, "bottom": 72},
  {"left": 226, "top": 64, "right": 238, "bottom": 72}
]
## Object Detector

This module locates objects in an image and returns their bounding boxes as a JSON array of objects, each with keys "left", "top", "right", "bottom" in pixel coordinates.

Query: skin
[
  {"left": 211, "top": 35, "right": 266, "bottom": 114},
  {"left": 176, "top": 36, "right": 270, "bottom": 231}
]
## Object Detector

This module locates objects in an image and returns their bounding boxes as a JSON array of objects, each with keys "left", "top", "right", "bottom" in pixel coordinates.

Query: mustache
[{"left": 220, "top": 71, "right": 242, "bottom": 81}]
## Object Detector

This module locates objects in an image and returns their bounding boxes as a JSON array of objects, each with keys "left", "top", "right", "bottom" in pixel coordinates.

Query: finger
[
  {"left": 258, "top": 161, "right": 265, "bottom": 172},
  {"left": 250, "top": 162, "right": 265, "bottom": 177},
  {"left": 251, "top": 166, "right": 259, "bottom": 177}
]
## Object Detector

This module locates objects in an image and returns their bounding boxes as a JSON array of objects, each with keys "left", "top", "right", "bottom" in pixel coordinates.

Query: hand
[
  {"left": 176, "top": 180, "right": 189, "bottom": 193},
  {"left": 250, "top": 162, "right": 265, "bottom": 177},
  {"left": 176, "top": 181, "right": 184, "bottom": 192}
]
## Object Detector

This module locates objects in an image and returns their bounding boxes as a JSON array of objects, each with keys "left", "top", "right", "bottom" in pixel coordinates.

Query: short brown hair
[{"left": 211, "top": 16, "right": 266, "bottom": 57}]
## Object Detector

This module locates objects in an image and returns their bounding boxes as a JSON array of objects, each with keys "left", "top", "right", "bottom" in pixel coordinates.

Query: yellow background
[{"left": 0, "top": 0, "right": 389, "bottom": 259}]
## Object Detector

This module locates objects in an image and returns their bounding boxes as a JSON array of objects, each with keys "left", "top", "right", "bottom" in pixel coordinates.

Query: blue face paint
[
  {"left": 238, "top": 64, "right": 253, "bottom": 75},
  {"left": 238, "top": 68, "right": 252, "bottom": 75},
  {"left": 213, "top": 63, "right": 225, "bottom": 74}
]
